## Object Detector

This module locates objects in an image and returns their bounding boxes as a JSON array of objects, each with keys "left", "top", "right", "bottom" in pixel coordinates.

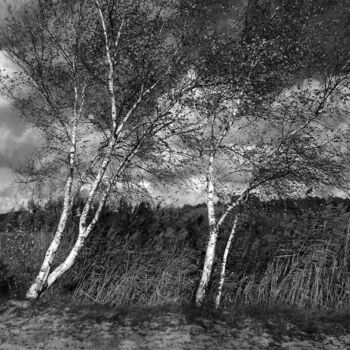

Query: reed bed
[
  {"left": 72, "top": 240, "right": 199, "bottom": 306},
  {"left": 221, "top": 238, "right": 350, "bottom": 309},
  {"left": 3, "top": 198, "right": 350, "bottom": 310}
]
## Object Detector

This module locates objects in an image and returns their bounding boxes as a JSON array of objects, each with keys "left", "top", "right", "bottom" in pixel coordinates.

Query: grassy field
[{"left": 1, "top": 196, "right": 350, "bottom": 310}]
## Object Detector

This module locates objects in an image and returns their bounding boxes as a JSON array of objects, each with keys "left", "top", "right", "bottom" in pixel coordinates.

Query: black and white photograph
[{"left": 1, "top": 0, "right": 350, "bottom": 348}]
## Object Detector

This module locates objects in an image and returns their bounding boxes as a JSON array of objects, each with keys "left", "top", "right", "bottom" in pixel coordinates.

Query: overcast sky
[
  {"left": 0, "top": 1, "right": 349, "bottom": 213},
  {"left": 0, "top": 0, "right": 41, "bottom": 213},
  {"left": 0, "top": 0, "right": 205, "bottom": 213}
]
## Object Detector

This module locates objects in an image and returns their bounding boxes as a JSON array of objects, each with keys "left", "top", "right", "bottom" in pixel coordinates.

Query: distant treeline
[
  {"left": 1, "top": 195, "right": 350, "bottom": 239},
  {"left": 1, "top": 196, "right": 350, "bottom": 253}
]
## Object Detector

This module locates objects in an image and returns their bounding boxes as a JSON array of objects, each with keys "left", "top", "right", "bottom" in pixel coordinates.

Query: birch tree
[
  {"left": 178, "top": 0, "right": 350, "bottom": 306},
  {"left": 0, "top": 0, "right": 195, "bottom": 299},
  {"left": 192, "top": 80, "right": 349, "bottom": 308}
]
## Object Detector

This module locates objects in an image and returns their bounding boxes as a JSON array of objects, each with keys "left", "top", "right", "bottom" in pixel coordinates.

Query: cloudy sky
[
  {"left": 0, "top": 1, "right": 41, "bottom": 213},
  {"left": 0, "top": 1, "right": 205, "bottom": 213},
  {"left": 0, "top": 1, "right": 348, "bottom": 213}
]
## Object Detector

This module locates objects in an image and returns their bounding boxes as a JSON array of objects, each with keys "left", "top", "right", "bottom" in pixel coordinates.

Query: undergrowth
[
  {"left": 2, "top": 196, "right": 350, "bottom": 309},
  {"left": 70, "top": 239, "right": 199, "bottom": 306}
]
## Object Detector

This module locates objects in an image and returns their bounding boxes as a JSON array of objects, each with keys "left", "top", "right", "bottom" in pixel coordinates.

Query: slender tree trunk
[
  {"left": 44, "top": 2, "right": 117, "bottom": 294},
  {"left": 25, "top": 204, "right": 71, "bottom": 299},
  {"left": 215, "top": 214, "right": 239, "bottom": 309},
  {"left": 29, "top": 143, "right": 140, "bottom": 295},
  {"left": 195, "top": 182, "right": 249, "bottom": 307},
  {"left": 45, "top": 183, "right": 110, "bottom": 288},
  {"left": 195, "top": 153, "right": 217, "bottom": 306},
  {"left": 26, "top": 3, "right": 158, "bottom": 298},
  {"left": 26, "top": 85, "right": 83, "bottom": 300}
]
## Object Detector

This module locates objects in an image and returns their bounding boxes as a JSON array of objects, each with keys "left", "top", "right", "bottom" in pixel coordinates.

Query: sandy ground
[{"left": 1, "top": 299, "right": 350, "bottom": 349}]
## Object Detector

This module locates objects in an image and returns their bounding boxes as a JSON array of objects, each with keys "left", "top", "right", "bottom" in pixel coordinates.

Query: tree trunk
[
  {"left": 25, "top": 206, "right": 71, "bottom": 299},
  {"left": 195, "top": 154, "right": 217, "bottom": 306},
  {"left": 195, "top": 181, "right": 249, "bottom": 306},
  {"left": 215, "top": 214, "right": 239, "bottom": 309},
  {"left": 46, "top": 226, "right": 90, "bottom": 289},
  {"left": 27, "top": 142, "right": 141, "bottom": 297},
  {"left": 26, "top": 86, "right": 83, "bottom": 300},
  {"left": 25, "top": 3, "right": 153, "bottom": 296},
  {"left": 27, "top": 5, "right": 119, "bottom": 297}
]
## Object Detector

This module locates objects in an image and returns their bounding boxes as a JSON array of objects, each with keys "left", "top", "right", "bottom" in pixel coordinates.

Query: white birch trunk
[
  {"left": 26, "top": 85, "right": 83, "bottom": 300},
  {"left": 215, "top": 214, "right": 239, "bottom": 309},
  {"left": 195, "top": 184, "right": 249, "bottom": 307},
  {"left": 195, "top": 153, "right": 217, "bottom": 306},
  {"left": 45, "top": 184, "right": 110, "bottom": 288},
  {"left": 40, "top": 73, "right": 116, "bottom": 297},
  {"left": 26, "top": 3, "right": 172, "bottom": 299},
  {"left": 43, "top": 145, "right": 138, "bottom": 289},
  {"left": 77, "top": 4, "right": 150, "bottom": 230},
  {"left": 32, "top": 143, "right": 140, "bottom": 294},
  {"left": 25, "top": 205, "right": 71, "bottom": 299}
]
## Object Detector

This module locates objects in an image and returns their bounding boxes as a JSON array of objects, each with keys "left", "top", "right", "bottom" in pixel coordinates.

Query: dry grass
[
  {"left": 3, "top": 202, "right": 350, "bottom": 310},
  {"left": 0, "top": 224, "right": 78, "bottom": 298},
  {"left": 71, "top": 240, "right": 199, "bottom": 306},
  {"left": 222, "top": 238, "right": 350, "bottom": 309}
]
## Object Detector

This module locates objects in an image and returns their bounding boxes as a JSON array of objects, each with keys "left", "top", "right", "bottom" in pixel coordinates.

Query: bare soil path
[{"left": 1, "top": 299, "right": 350, "bottom": 349}]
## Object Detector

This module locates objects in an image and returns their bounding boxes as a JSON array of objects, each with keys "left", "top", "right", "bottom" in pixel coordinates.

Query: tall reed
[{"left": 72, "top": 240, "right": 199, "bottom": 306}]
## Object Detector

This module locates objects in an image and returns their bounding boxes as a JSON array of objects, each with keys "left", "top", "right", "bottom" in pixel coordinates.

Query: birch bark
[
  {"left": 26, "top": 84, "right": 85, "bottom": 300},
  {"left": 215, "top": 214, "right": 239, "bottom": 309},
  {"left": 195, "top": 153, "right": 217, "bottom": 306},
  {"left": 45, "top": 144, "right": 140, "bottom": 288},
  {"left": 26, "top": 3, "right": 159, "bottom": 298},
  {"left": 26, "top": 2, "right": 120, "bottom": 299},
  {"left": 195, "top": 187, "right": 248, "bottom": 306}
]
